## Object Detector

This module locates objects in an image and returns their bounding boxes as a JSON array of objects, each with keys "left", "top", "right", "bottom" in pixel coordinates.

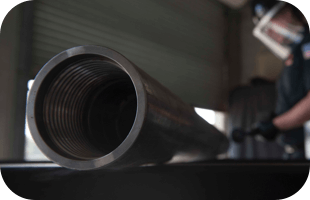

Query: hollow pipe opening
[{"left": 34, "top": 54, "right": 137, "bottom": 160}]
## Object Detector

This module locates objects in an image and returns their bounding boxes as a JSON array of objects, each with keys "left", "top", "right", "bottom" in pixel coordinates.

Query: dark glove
[{"left": 255, "top": 120, "right": 279, "bottom": 141}]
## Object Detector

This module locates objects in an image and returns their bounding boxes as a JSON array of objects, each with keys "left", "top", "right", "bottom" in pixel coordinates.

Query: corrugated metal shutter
[{"left": 31, "top": 0, "right": 227, "bottom": 110}]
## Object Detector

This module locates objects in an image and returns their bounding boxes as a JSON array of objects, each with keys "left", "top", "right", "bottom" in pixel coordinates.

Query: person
[{"left": 251, "top": 0, "right": 310, "bottom": 159}]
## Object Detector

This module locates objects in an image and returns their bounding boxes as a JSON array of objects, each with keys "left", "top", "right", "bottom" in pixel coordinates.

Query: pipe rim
[{"left": 27, "top": 46, "right": 146, "bottom": 170}]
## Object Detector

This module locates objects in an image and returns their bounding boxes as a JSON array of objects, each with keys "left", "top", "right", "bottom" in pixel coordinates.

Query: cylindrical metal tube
[{"left": 27, "top": 46, "right": 229, "bottom": 170}]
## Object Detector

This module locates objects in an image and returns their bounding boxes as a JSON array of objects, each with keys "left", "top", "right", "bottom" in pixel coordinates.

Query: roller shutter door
[{"left": 31, "top": 0, "right": 227, "bottom": 110}]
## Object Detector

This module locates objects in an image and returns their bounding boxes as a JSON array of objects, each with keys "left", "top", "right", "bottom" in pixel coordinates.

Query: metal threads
[{"left": 42, "top": 57, "right": 137, "bottom": 160}]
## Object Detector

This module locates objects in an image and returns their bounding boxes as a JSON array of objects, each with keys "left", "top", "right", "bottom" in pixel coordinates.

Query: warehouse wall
[
  {"left": 0, "top": 4, "right": 24, "bottom": 160},
  {"left": 226, "top": 9, "right": 242, "bottom": 92},
  {"left": 239, "top": 4, "right": 282, "bottom": 84}
]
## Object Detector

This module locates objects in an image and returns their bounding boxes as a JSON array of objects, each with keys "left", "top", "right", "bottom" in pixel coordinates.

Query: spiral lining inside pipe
[{"left": 36, "top": 55, "right": 137, "bottom": 160}]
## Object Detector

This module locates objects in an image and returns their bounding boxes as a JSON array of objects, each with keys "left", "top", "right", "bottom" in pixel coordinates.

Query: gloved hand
[{"left": 255, "top": 120, "right": 279, "bottom": 141}]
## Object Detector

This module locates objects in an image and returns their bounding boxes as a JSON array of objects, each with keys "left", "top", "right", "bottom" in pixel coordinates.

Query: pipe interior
[{"left": 35, "top": 55, "right": 137, "bottom": 160}]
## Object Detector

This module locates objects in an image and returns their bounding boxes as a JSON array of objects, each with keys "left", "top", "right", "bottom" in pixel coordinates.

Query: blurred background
[{"left": 0, "top": 0, "right": 308, "bottom": 163}]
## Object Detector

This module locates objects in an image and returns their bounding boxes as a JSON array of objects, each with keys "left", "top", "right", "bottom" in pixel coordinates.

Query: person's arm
[
  {"left": 273, "top": 90, "right": 310, "bottom": 130},
  {"left": 270, "top": 39, "right": 310, "bottom": 132}
]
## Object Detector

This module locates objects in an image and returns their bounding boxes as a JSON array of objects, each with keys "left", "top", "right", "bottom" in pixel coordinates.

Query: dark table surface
[{"left": 1, "top": 162, "right": 309, "bottom": 200}]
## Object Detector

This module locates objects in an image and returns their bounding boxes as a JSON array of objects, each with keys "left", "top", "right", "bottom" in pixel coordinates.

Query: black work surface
[{"left": 2, "top": 163, "right": 309, "bottom": 200}]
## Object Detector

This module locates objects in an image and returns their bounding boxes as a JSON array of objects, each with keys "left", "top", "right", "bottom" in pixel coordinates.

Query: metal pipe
[{"left": 27, "top": 46, "right": 229, "bottom": 170}]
